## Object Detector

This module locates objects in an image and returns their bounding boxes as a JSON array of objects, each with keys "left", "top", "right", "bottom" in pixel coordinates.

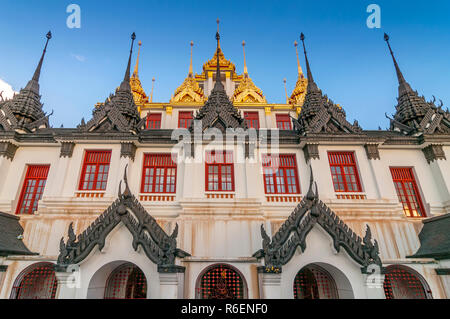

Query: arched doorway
[
  {"left": 383, "top": 265, "right": 432, "bottom": 299},
  {"left": 10, "top": 262, "right": 58, "bottom": 299},
  {"left": 103, "top": 262, "right": 147, "bottom": 299},
  {"left": 293, "top": 264, "right": 339, "bottom": 299},
  {"left": 196, "top": 264, "right": 247, "bottom": 299}
]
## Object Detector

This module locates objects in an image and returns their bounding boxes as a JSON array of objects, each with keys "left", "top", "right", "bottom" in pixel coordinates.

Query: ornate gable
[
  {"left": 253, "top": 168, "right": 382, "bottom": 272},
  {"left": 232, "top": 76, "right": 267, "bottom": 104},
  {"left": 0, "top": 32, "right": 52, "bottom": 133},
  {"left": 384, "top": 34, "right": 450, "bottom": 135},
  {"left": 171, "top": 76, "right": 206, "bottom": 104},
  {"left": 57, "top": 167, "right": 190, "bottom": 270},
  {"left": 294, "top": 34, "right": 362, "bottom": 135},
  {"left": 78, "top": 33, "right": 144, "bottom": 134}
]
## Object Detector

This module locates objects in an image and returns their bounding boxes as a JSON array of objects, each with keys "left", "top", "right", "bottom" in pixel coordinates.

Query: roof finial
[
  {"left": 300, "top": 33, "right": 319, "bottom": 92},
  {"left": 294, "top": 40, "right": 304, "bottom": 79},
  {"left": 216, "top": 18, "right": 221, "bottom": 48},
  {"left": 189, "top": 41, "right": 194, "bottom": 77},
  {"left": 213, "top": 26, "right": 224, "bottom": 90},
  {"left": 384, "top": 33, "right": 413, "bottom": 96},
  {"left": 132, "top": 40, "right": 142, "bottom": 78},
  {"left": 242, "top": 40, "right": 249, "bottom": 77},
  {"left": 150, "top": 77, "right": 155, "bottom": 103},
  {"left": 283, "top": 78, "right": 289, "bottom": 104},
  {"left": 25, "top": 31, "right": 52, "bottom": 93},
  {"left": 120, "top": 32, "right": 136, "bottom": 91}
]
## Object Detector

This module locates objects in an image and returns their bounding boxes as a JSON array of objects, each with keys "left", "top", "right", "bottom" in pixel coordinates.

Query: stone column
[
  {"left": 158, "top": 266, "right": 185, "bottom": 299},
  {"left": 363, "top": 270, "right": 386, "bottom": 299},
  {"left": 0, "top": 259, "right": 8, "bottom": 297},
  {"left": 55, "top": 267, "right": 81, "bottom": 299},
  {"left": 257, "top": 267, "right": 282, "bottom": 299}
]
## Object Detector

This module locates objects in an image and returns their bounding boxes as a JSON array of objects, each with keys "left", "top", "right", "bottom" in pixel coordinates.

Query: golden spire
[
  {"left": 283, "top": 78, "right": 289, "bottom": 104},
  {"left": 189, "top": 41, "right": 194, "bottom": 76},
  {"left": 289, "top": 40, "right": 308, "bottom": 106},
  {"left": 129, "top": 40, "right": 149, "bottom": 105},
  {"left": 242, "top": 40, "right": 248, "bottom": 77},
  {"left": 132, "top": 41, "right": 142, "bottom": 78},
  {"left": 170, "top": 43, "right": 206, "bottom": 104},
  {"left": 294, "top": 41, "right": 305, "bottom": 78},
  {"left": 232, "top": 42, "right": 267, "bottom": 104},
  {"left": 150, "top": 77, "right": 155, "bottom": 103}
]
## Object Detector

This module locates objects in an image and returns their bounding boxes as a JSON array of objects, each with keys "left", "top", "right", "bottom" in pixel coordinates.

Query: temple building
[{"left": 0, "top": 25, "right": 449, "bottom": 299}]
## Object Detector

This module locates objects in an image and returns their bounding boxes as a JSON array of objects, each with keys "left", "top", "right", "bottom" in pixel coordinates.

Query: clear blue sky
[{"left": 0, "top": 0, "right": 449, "bottom": 129}]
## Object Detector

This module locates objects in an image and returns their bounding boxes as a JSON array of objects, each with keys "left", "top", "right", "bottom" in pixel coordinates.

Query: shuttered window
[{"left": 390, "top": 167, "right": 426, "bottom": 217}]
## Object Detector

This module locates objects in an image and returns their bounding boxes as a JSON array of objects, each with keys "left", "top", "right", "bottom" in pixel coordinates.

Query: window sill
[
  {"left": 139, "top": 194, "right": 176, "bottom": 202},
  {"left": 266, "top": 194, "right": 302, "bottom": 203},
  {"left": 205, "top": 192, "right": 235, "bottom": 199},
  {"left": 75, "top": 191, "right": 105, "bottom": 198},
  {"left": 335, "top": 193, "right": 367, "bottom": 200}
]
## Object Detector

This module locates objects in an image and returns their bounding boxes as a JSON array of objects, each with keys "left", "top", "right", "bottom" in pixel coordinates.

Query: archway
[
  {"left": 196, "top": 264, "right": 247, "bottom": 299},
  {"left": 293, "top": 264, "right": 339, "bottom": 299},
  {"left": 383, "top": 265, "right": 432, "bottom": 299},
  {"left": 10, "top": 262, "right": 57, "bottom": 299},
  {"left": 87, "top": 261, "right": 147, "bottom": 299}
]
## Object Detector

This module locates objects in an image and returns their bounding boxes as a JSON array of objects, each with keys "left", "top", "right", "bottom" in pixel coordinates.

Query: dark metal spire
[
  {"left": 120, "top": 32, "right": 136, "bottom": 91},
  {"left": 213, "top": 28, "right": 224, "bottom": 91},
  {"left": 300, "top": 33, "right": 319, "bottom": 92},
  {"left": 24, "top": 31, "right": 52, "bottom": 93},
  {"left": 384, "top": 33, "right": 413, "bottom": 96}
]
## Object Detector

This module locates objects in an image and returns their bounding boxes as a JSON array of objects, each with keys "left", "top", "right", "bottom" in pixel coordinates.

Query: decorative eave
[
  {"left": 232, "top": 76, "right": 267, "bottom": 104},
  {"left": 171, "top": 76, "right": 207, "bottom": 104},
  {"left": 57, "top": 167, "right": 190, "bottom": 270},
  {"left": 408, "top": 213, "right": 450, "bottom": 260},
  {"left": 253, "top": 167, "right": 382, "bottom": 273},
  {"left": 0, "top": 212, "right": 37, "bottom": 257}
]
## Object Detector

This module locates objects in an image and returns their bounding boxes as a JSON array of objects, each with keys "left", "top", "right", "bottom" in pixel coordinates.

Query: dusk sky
[{"left": 0, "top": 0, "right": 449, "bottom": 129}]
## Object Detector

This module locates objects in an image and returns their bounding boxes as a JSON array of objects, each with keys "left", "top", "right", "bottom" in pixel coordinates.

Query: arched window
[
  {"left": 104, "top": 263, "right": 147, "bottom": 299},
  {"left": 197, "top": 264, "right": 246, "bottom": 299},
  {"left": 10, "top": 262, "right": 58, "bottom": 299},
  {"left": 294, "top": 264, "right": 338, "bottom": 299},
  {"left": 383, "top": 265, "right": 432, "bottom": 299}
]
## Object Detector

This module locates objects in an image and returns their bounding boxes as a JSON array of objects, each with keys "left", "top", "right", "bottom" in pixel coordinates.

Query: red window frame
[
  {"left": 146, "top": 113, "right": 162, "bottom": 129},
  {"left": 78, "top": 150, "right": 112, "bottom": 191},
  {"left": 262, "top": 154, "right": 300, "bottom": 194},
  {"left": 327, "top": 152, "right": 362, "bottom": 193},
  {"left": 178, "top": 111, "right": 193, "bottom": 128},
  {"left": 141, "top": 153, "right": 177, "bottom": 194},
  {"left": 390, "top": 167, "right": 426, "bottom": 218},
  {"left": 244, "top": 112, "right": 260, "bottom": 129},
  {"left": 205, "top": 151, "right": 235, "bottom": 192},
  {"left": 16, "top": 165, "right": 50, "bottom": 215},
  {"left": 276, "top": 114, "right": 292, "bottom": 130}
]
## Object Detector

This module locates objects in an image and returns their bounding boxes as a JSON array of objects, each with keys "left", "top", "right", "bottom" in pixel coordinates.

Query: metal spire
[
  {"left": 25, "top": 31, "right": 52, "bottom": 93},
  {"left": 132, "top": 40, "right": 142, "bottom": 78},
  {"left": 300, "top": 33, "right": 319, "bottom": 92},
  {"left": 283, "top": 78, "right": 289, "bottom": 104},
  {"left": 384, "top": 33, "right": 413, "bottom": 96},
  {"left": 150, "top": 77, "right": 155, "bottom": 103},
  {"left": 213, "top": 27, "right": 224, "bottom": 91},
  {"left": 120, "top": 32, "right": 136, "bottom": 91},
  {"left": 242, "top": 40, "right": 248, "bottom": 77},
  {"left": 189, "top": 41, "right": 194, "bottom": 77}
]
